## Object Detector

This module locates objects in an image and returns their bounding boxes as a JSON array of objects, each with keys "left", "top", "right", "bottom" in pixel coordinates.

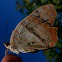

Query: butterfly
[{"left": 4, "top": 4, "right": 58, "bottom": 54}]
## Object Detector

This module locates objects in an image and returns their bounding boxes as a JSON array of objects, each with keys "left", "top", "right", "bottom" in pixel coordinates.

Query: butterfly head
[
  {"left": 3, "top": 42, "right": 10, "bottom": 48},
  {"left": 3, "top": 42, "right": 19, "bottom": 54}
]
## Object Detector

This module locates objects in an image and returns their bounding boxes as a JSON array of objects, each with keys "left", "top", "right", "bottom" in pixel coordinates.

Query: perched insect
[{"left": 4, "top": 4, "right": 58, "bottom": 54}]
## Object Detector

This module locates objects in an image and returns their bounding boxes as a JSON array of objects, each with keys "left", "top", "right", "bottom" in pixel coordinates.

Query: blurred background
[{"left": 0, "top": 0, "right": 62, "bottom": 62}]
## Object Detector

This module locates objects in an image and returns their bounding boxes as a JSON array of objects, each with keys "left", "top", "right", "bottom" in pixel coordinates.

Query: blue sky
[{"left": 0, "top": 0, "right": 48, "bottom": 62}]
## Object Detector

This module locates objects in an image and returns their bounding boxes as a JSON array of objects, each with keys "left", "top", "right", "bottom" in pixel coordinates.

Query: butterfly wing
[
  {"left": 10, "top": 4, "right": 58, "bottom": 53},
  {"left": 31, "top": 4, "right": 57, "bottom": 26}
]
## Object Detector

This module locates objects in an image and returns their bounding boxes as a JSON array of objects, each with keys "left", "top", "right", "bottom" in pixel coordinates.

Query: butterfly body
[{"left": 4, "top": 4, "right": 58, "bottom": 54}]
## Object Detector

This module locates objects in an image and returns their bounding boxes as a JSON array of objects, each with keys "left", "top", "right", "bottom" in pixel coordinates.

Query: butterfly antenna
[{"left": 6, "top": 20, "right": 10, "bottom": 43}]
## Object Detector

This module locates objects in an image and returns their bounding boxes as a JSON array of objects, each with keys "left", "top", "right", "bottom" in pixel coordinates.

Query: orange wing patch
[{"left": 51, "top": 27, "right": 58, "bottom": 47}]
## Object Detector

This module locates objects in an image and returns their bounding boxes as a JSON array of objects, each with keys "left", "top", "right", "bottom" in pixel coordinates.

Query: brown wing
[
  {"left": 30, "top": 4, "right": 57, "bottom": 26},
  {"left": 10, "top": 4, "right": 58, "bottom": 53}
]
